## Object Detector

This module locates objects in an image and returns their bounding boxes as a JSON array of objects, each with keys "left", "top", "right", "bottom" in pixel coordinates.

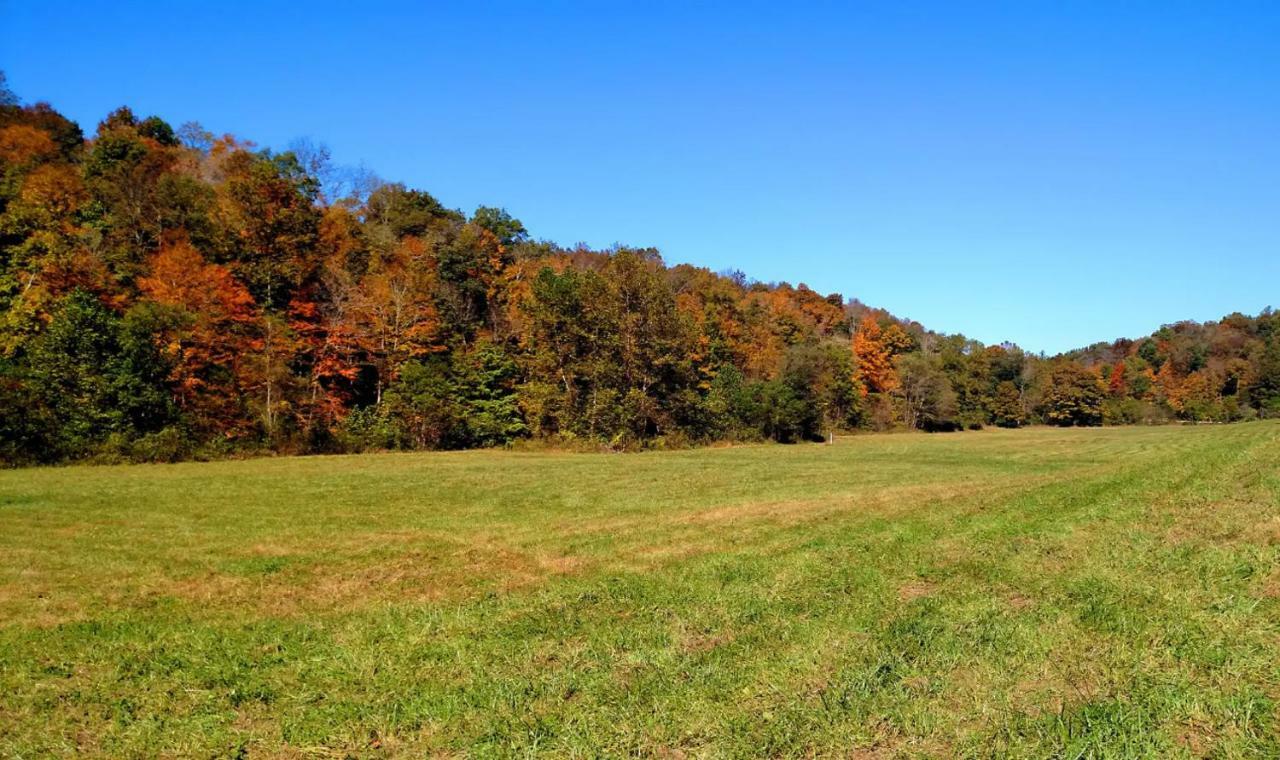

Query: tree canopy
[{"left": 1, "top": 82, "right": 1277, "bottom": 464}]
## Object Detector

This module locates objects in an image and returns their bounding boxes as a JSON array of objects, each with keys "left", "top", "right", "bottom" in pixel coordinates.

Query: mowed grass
[{"left": 2, "top": 424, "right": 1280, "bottom": 758}]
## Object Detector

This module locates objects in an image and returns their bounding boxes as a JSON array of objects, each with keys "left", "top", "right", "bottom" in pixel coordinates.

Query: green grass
[{"left": 3, "top": 423, "right": 1280, "bottom": 757}]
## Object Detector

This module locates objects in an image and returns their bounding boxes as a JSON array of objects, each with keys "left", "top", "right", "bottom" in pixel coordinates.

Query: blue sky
[{"left": 3, "top": 1, "right": 1277, "bottom": 353}]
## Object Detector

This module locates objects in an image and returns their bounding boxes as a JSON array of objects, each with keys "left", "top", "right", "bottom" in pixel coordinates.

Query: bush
[
  {"left": 130, "top": 427, "right": 194, "bottom": 463},
  {"left": 336, "top": 406, "right": 402, "bottom": 452},
  {"left": 1102, "top": 399, "right": 1173, "bottom": 426},
  {"left": 90, "top": 432, "right": 133, "bottom": 465}
]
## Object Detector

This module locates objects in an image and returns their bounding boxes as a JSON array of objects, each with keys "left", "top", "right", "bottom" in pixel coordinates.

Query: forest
[{"left": 2, "top": 76, "right": 1278, "bottom": 464}]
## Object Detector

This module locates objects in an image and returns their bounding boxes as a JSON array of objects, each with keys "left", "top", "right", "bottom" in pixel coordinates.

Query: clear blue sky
[{"left": 3, "top": 1, "right": 1277, "bottom": 353}]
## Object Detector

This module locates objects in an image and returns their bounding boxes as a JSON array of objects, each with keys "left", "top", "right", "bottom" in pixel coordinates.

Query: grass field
[{"left": 2, "top": 423, "right": 1279, "bottom": 757}]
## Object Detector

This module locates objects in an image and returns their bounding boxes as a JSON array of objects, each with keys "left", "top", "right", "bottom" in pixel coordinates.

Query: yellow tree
[
  {"left": 346, "top": 236, "right": 444, "bottom": 402},
  {"left": 852, "top": 315, "right": 900, "bottom": 394}
]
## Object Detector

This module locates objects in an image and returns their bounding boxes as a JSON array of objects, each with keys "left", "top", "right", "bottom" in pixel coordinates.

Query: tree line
[{"left": 1, "top": 79, "right": 1278, "bottom": 464}]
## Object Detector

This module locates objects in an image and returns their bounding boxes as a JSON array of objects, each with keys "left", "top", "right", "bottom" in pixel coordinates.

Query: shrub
[{"left": 130, "top": 427, "right": 194, "bottom": 463}]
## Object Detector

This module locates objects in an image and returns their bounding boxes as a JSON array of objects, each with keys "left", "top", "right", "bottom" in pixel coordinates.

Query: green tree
[
  {"left": 897, "top": 352, "right": 960, "bottom": 431},
  {"left": 26, "top": 291, "right": 175, "bottom": 457},
  {"left": 137, "top": 115, "right": 178, "bottom": 146},
  {"left": 471, "top": 206, "right": 528, "bottom": 246},
  {"left": 1246, "top": 333, "right": 1280, "bottom": 416},
  {"left": 381, "top": 357, "right": 457, "bottom": 449},
  {"left": 379, "top": 343, "right": 526, "bottom": 450},
  {"left": 451, "top": 341, "right": 527, "bottom": 446},
  {"left": 0, "top": 357, "right": 56, "bottom": 463},
  {"left": 364, "top": 183, "right": 462, "bottom": 241},
  {"left": 991, "top": 380, "right": 1025, "bottom": 428}
]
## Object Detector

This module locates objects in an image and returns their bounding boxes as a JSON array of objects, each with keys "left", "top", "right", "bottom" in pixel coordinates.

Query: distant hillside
[{"left": 1, "top": 81, "right": 1277, "bottom": 463}]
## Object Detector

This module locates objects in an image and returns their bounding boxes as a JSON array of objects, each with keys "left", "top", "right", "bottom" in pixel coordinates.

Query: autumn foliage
[
  {"left": 852, "top": 315, "right": 902, "bottom": 394},
  {"left": 2, "top": 84, "right": 1279, "bottom": 464}
]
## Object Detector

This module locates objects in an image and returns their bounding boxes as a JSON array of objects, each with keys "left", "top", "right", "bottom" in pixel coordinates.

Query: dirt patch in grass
[
  {"left": 1253, "top": 567, "right": 1280, "bottom": 599},
  {"left": 1241, "top": 514, "right": 1280, "bottom": 547},
  {"left": 680, "top": 630, "right": 735, "bottom": 654},
  {"left": 1003, "top": 639, "right": 1112, "bottom": 721},
  {"left": 0, "top": 579, "right": 89, "bottom": 628},
  {"left": 1175, "top": 720, "right": 1216, "bottom": 758},
  {"left": 1007, "top": 591, "right": 1035, "bottom": 610},
  {"left": 897, "top": 580, "right": 936, "bottom": 601}
]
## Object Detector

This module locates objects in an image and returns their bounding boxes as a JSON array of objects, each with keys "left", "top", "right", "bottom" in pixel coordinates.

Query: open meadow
[{"left": 2, "top": 422, "right": 1280, "bottom": 757}]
